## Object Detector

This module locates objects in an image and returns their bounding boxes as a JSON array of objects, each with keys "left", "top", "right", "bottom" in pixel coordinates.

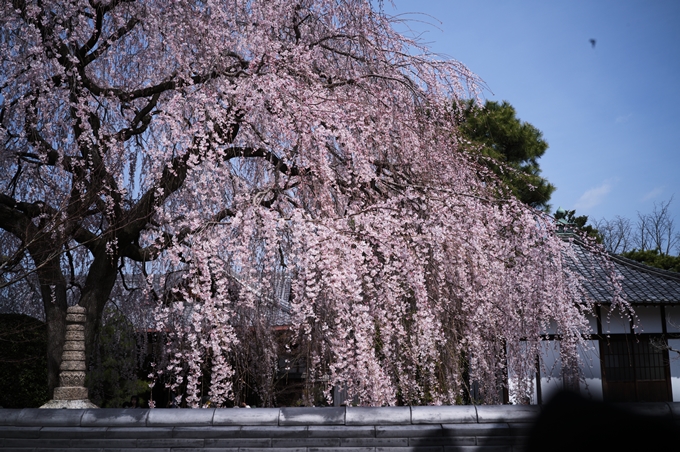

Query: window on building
[{"left": 600, "top": 335, "right": 671, "bottom": 402}]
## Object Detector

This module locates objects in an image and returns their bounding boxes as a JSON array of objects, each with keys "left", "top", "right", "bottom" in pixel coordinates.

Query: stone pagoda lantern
[{"left": 40, "top": 305, "right": 98, "bottom": 408}]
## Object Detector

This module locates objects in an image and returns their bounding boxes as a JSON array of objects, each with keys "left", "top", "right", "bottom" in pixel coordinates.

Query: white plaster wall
[
  {"left": 578, "top": 340, "right": 603, "bottom": 400},
  {"left": 634, "top": 306, "right": 662, "bottom": 333},
  {"left": 668, "top": 339, "right": 680, "bottom": 402},
  {"left": 600, "top": 305, "right": 631, "bottom": 334},
  {"left": 508, "top": 376, "right": 538, "bottom": 405},
  {"left": 535, "top": 340, "right": 603, "bottom": 403},
  {"left": 665, "top": 306, "right": 680, "bottom": 333},
  {"left": 544, "top": 313, "right": 597, "bottom": 335},
  {"left": 537, "top": 341, "right": 563, "bottom": 403},
  {"left": 507, "top": 342, "right": 539, "bottom": 405},
  {"left": 661, "top": 307, "right": 680, "bottom": 402},
  {"left": 586, "top": 312, "right": 599, "bottom": 335}
]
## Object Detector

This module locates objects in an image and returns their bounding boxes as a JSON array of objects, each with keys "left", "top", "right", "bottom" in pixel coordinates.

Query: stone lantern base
[{"left": 40, "top": 399, "right": 98, "bottom": 409}]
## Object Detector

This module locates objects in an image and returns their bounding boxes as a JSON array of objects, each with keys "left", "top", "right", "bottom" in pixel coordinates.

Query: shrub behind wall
[{"left": 0, "top": 314, "right": 49, "bottom": 408}]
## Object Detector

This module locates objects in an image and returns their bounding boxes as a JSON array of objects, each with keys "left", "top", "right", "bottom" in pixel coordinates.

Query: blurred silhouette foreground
[{"left": 527, "top": 391, "right": 676, "bottom": 452}]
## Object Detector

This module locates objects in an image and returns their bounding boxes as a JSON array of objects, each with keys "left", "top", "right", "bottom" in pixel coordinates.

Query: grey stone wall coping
[
  {"left": 279, "top": 407, "right": 346, "bottom": 425},
  {"left": 15, "top": 408, "right": 85, "bottom": 426},
  {"left": 147, "top": 407, "right": 215, "bottom": 426},
  {"left": 307, "top": 425, "right": 375, "bottom": 437},
  {"left": 612, "top": 402, "right": 673, "bottom": 418},
  {"left": 669, "top": 402, "right": 680, "bottom": 418},
  {"left": 411, "top": 405, "right": 477, "bottom": 424},
  {"left": 475, "top": 405, "right": 541, "bottom": 423},
  {"left": 2, "top": 402, "right": 680, "bottom": 428},
  {"left": 0, "top": 409, "right": 22, "bottom": 425},
  {"left": 213, "top": 407, "right": 280, "bottom": 425},
  {"left": 81, "top": 408, "right": 149, "bottom": 426},
  {"left": 2, "top": 404, "right": 676, "bottom": 451},
  {"left": 345, "top": 406, "right": 410, "bottom": 425}
]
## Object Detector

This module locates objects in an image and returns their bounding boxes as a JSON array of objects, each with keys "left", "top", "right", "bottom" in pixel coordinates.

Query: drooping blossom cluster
[{"left": 0, "top": 0, "right": 625, "bottom": 406}]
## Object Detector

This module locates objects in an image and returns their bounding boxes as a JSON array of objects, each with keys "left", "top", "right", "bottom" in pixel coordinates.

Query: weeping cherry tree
[{"left": 0, "top": 0, "right": 626, "bottom": 405}]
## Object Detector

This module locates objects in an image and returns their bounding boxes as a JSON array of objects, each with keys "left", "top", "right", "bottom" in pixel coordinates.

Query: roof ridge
[
  {"left": 566, "top": 237, "right": 680, "bottom": 282},
  {"left": 608, "top": 253, "right": 680, "bottom": 282}
]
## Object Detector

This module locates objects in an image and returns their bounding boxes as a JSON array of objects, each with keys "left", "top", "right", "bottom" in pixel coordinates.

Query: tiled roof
[{"left": 567, "top": 240, "right": 680, "bottom": 304}]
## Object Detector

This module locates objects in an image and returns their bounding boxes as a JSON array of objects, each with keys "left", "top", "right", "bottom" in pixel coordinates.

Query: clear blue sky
[{"left": 386, "top": 0, "right": 680, "bottom": 225}]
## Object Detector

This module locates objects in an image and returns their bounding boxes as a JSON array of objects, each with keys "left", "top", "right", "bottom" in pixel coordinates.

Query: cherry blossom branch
[
  {"left": 82, "top": 15, "right": 139, "bottom": 65},
  {"left": 121, "top": 207, "right": 235, "bottom": 262},
  {"left": 223, "top": 147, "right": 301, "bottom": 177},
  {"left": 80, "top": 65, "right": 247, "bottom": 102}
]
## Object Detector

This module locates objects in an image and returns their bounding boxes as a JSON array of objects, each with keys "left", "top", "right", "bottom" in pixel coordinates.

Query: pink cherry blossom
[{"left": 0, "top": 0, "right": 626, "bottom": 406}]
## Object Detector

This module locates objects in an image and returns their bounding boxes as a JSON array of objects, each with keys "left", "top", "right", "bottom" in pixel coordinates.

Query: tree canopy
[
  {"left": 619, "top": 249, "right": 680, "bottom": 273},
  {"left": 0, "top": 0, "right": 621, "bottom": 406},
  {"left": 458, "top": 100, "right": 555, "bottom": 211}
]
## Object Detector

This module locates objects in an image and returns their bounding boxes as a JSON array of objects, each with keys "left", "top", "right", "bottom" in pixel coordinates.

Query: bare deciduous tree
[
  {"left": 596, "top": 198, "right": 679, "bottom": 256},
  {"left": 635, "top": 198, "right": 680, "bottom": 255},
  {"left": 593, "top": 216, "right": 633, "bottom": 254}
]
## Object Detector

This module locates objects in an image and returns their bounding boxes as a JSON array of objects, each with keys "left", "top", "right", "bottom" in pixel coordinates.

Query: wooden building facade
[{"left": 534, "top": 245, "right": 680, "bottom": 404}]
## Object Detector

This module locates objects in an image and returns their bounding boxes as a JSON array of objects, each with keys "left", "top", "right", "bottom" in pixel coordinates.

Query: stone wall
[{"left": 1, "top": 403, "right": 678, "bottom": 451}]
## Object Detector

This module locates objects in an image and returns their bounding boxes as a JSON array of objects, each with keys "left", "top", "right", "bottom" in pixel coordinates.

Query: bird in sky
[{"left": 590, "top": 39, "right": 597, "bottom": 48}]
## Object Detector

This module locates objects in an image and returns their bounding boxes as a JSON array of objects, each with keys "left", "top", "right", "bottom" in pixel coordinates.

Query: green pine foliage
[{"left": 458, "top": 100, "right": 555, "bottom": 211}]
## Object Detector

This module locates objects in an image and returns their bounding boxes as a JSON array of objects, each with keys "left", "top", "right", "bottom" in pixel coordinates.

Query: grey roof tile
[{"left": 567, "top": 242, "right": 680, "bottom": 304}]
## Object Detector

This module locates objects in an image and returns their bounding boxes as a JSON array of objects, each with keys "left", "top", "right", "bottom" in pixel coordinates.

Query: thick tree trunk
[{"left": 79, "top": 248, "right": 120, "bottom": 378}]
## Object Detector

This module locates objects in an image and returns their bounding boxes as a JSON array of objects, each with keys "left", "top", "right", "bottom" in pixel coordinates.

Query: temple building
[{"left": 534, "top": 240, "right": 680, "bottom": 403}]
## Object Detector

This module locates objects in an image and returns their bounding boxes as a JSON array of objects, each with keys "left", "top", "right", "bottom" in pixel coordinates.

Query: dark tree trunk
[{"left": 79, "top": 247, "right": 120, "bottom": 376}]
